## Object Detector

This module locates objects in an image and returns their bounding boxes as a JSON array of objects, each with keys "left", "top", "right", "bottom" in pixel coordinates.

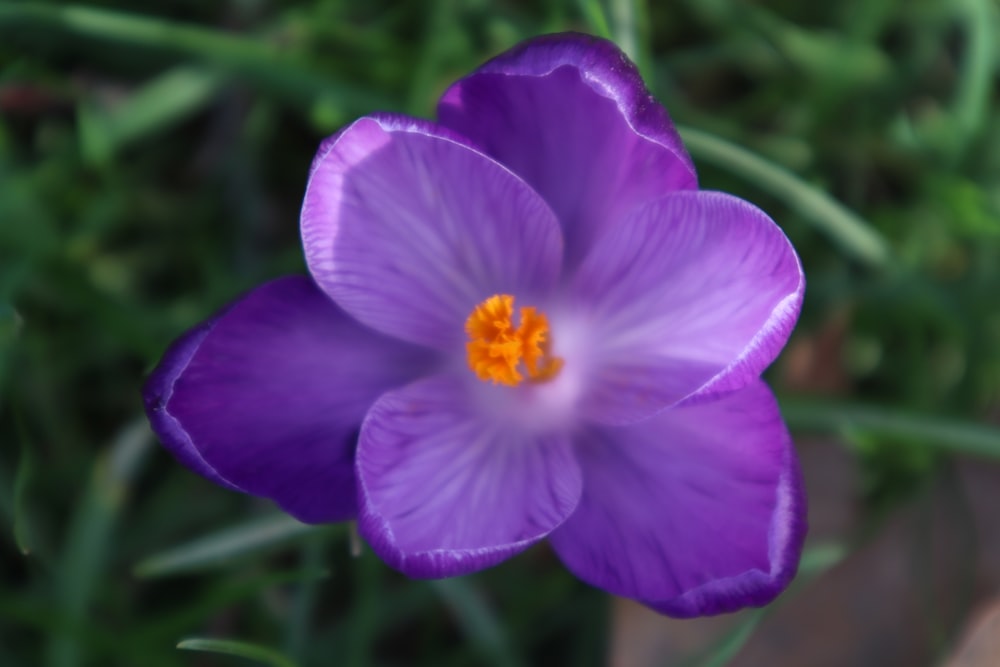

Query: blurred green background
[{"left": 1, "top": 0, "right": 999, "bottom": 665}]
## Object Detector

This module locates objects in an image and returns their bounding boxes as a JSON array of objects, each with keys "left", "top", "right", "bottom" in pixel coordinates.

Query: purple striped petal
[
  {"left": 438, "top": 33, "right": 697, "bottom": 268},
  {"left": 143, "top": 276, "right": 432, "bottom": 524},
  {"left": 301, "top": 114, "right": 563, "bottom": 350},
  {"left": 550, "top": 380, "right": 806, "bottom": 617},
  {"left": 357, "top": 374, "right": 582, "bottom": 578},
  {"left": 570, "top": 190, "right": 804, "bottom": 424}
]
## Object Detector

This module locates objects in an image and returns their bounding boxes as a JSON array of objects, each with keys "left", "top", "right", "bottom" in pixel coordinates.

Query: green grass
[{"left": 1, "top": 0, "right": 999, "bottom": 665}]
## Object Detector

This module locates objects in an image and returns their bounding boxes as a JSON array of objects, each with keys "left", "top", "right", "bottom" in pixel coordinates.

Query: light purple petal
[
  {"left": 549, "top": 380, "right": 806, "bottom": 617},
  {"left": 143, "top": 276, "right": 433, "bottom": 524},
  {"left": 357, "top": 374, "right": 582, "bottom": 578},
  {"left": 301, "top": 114, "right": 563, "bottom": 349},
  {"left": 438, "top": 33, "right": 697, "bottom": 268},
  {"left": 570, "top": 190, "right": 804, "bottom": 424}
]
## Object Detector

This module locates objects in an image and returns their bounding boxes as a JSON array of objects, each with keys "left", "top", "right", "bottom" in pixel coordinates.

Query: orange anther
[{"left": 465, "top": 295, "right": 563, "bottom": 386}]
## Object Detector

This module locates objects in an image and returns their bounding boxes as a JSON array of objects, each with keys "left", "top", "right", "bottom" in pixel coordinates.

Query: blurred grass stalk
[
  {"left": 283, "top": 536, "right": 325, "bottom": 663},
  {"left": 12, "top": 415, "right": 36, "bottom": 556},
  {"left": 678, "top": 126, "right": 892, "bottom": 269},
  {"left": 944, "top": 0, "right": 995, "bottom": 156},
  {"left": 77, "top": 67, "right": 223, "bottom": 167},
  {"left": 430, "top": 578, "right": 523, "bottom": 667},
  {"left": 781, "top": 399, "right": 1000, "bottom": 460},
  {"left": 134, "top": 514, "right": 324, "bottom": 578},
  {"left": 177, "top": 638, "right": 299, "bottom": 667},
  {"left": 683, "top": 543, "right": 847, "bottom": 667},
  {"left": 46, "top": 419, "right": 153, "bottom": 667},
  {"left": 0, "top": 2, "right": 394, "bottom": 129}
]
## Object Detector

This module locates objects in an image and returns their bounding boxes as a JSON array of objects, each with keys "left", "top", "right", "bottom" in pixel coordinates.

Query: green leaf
[
  {"left": 134, "top": 514, "right": 324, "bottom": 578},
  {"left": 678, "top": 125, "right": 891, "bottom": 269},
  {"left": 177, "top": 638, "right": 298, "bottom": 667}
]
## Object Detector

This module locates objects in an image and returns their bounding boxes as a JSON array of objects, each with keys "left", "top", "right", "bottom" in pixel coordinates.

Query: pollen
[{"left": 465, "top": 294, "right": 563, "bottom": 387}]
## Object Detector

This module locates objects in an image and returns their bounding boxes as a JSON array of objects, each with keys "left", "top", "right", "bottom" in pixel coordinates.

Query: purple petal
[
  {"left": 301, "top": 114, "right": 563, "bottom": 349},
  {"left": 549, "top": 380, "right": 806, "bottom": 617},
  {"left": 570, "top": 190, "right": 804, "bottom": 424},
  {"left": 357, "top": 374, "right": 582, "bottom": 578},
  {"left": 143, "top": 276, "right": 432, "bottom": 524},
  {"left": 438, "top": 33, "right": 697, "bottom": 268},
  {"left": 143, "top": 317, "right": 241, "bottom": 492}
]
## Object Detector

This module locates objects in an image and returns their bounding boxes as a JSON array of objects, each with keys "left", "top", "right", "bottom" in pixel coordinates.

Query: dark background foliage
[{"left": 1, "top": 0, "right": 998, "bottom": 665}]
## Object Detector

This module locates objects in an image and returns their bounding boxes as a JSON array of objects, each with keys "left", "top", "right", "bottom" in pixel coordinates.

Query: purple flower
[{"left": 144, "top": 33, "right": 806, "bottom": 617}]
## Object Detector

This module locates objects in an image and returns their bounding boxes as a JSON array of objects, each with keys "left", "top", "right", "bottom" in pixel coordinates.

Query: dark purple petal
[
  {"left": 357, "top": 374, "right": 582, "bottom": 578},
  {"left": 143, "top": 276, "right": 432, "bottom": 524},
  {"left": 570, "top": 190, "right": 804, "bottom": 424},
  {"left": 438, "top": 33, "right": 697, "bottom": 268},
  {"left": 549, "top": 380, "right": 805, "bottom": 617},
  {"left": 143, "top": 317, "right": 241, "bottom": 492},
  {"left": 301, "top": 114, "right": 563, "bottom": 349}
]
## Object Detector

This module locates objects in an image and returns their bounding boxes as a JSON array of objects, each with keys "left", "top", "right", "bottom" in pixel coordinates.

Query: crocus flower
[{"left": 144, "top": 33, "right": 806, "bottom": 617}]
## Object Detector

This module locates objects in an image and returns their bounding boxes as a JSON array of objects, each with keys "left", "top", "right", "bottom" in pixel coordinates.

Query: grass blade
[
  {"left": 607, "top": 0, "right": 639, "bottom": 62},
  {"left": 177, "top": 638, "right": 298, "bottom": 667},
  {"left": 47, "top": 419, "right": 154, "bottom": 667},
  {"left": 678, "top": 125, "right": 891, "bottom": 268},
  {"left": 952, "top": 0, "right": 996, "bottom": 144},
  {"left": 576, "top": 0, "right": 613, "bottom": 40},
  {"left": 683, "top": 544, "right": 846, "bottom": 667},
  {"left": 13, "top": 416, "right": 36, "bottom": 555},
  {"left": 781, "top": 399, "right": 1000, "bottom": 460},
  {"left": 0, "top": 3, "right": 392, "bottom": 126},
  {"left": 283, "top": 537, "right": 326, "bottom": 663},
  {"left": 430, "top": 578, "right": 523, "bottom": 667},
  {"left": 78, "top": 66, "right": 223, "bottom": 166},
  {"left": 134, "top": 514, "right": 322, "bottom": 578}
]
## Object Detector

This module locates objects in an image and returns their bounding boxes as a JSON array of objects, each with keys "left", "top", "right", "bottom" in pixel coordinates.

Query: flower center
[{"left": 465, "top": 294, "right": 563, "bottom": 387}]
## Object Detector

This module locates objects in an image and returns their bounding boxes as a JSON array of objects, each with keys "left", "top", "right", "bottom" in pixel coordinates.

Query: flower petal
[
  {"left": 143, "top": 318, "right": 241, "bottom": 492},
  {"left": 301, "top": 114, "right": 563, "bottom": 349},
  {"left": 549, "top": 380, "right": 806, "bottom": 617},
  {"left": 357, "top": 374, "right": 582, "bottom": 578},
  {"left": 438, "top": 33, "right": 697, "bottom": 268},
  {"left": 143, "top": 276, "right": 432, "bottom": 524},
  {"left": 571, "top": 190, "right": 804, "bottom": 424}
]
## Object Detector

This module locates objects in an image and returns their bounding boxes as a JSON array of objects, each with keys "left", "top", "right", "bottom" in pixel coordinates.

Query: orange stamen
[{"left": 465, "top": 294, "right": 563, "bottom": 386}]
